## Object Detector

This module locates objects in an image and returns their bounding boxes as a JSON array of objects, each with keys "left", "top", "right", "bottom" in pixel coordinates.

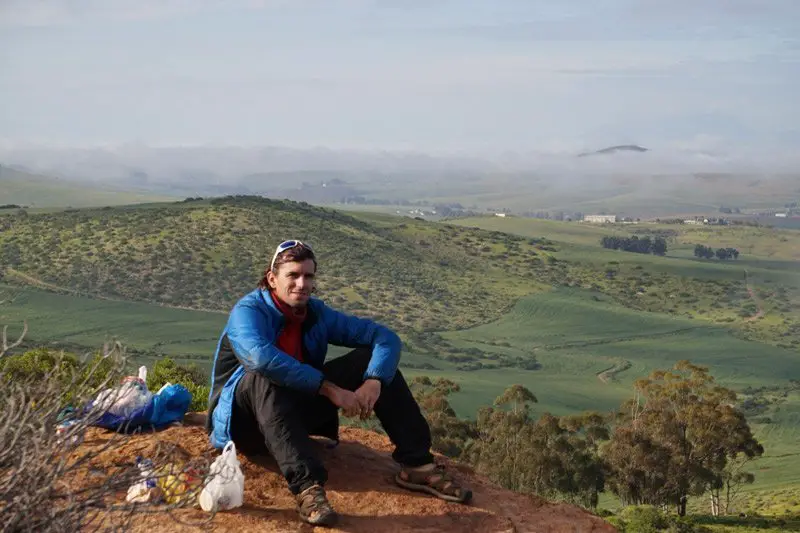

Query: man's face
[{"left": 268, "top": 258, "right": 316, "bottom": 308}]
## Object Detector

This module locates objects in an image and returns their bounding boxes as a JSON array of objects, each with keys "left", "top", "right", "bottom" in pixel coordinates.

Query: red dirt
[{"left": 81, "top": 414, "right": 616, "bottom": 532}]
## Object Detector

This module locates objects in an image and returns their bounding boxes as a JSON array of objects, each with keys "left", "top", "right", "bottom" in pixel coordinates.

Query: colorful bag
[{"left": 91, "top": 370, "right": 192, "bottom": 432}]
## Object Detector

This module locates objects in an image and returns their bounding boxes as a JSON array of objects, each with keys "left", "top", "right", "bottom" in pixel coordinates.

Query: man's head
[{"left": 259, "top": 240, "right": 317, "bottom": 308}]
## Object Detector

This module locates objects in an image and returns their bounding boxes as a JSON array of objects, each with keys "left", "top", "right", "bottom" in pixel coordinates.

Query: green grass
[
  {"left": 451, "top": 216, "right": 618, "bottom": 247},
  {"left": 428, "top": 287, "right": 800, "bottom": 501},
  {"left": 698, "top": 515, "right": 800, "bottom": 532},
  {"left": 746, "top": 393, "right": 800, "bottom": 494},
  {"left": 437, "top": 288, "right": 799, "bottom": 416},
  {"left": 453, "top": 216, "right": 800, "bottom": 263},
  {"left": 0, "top": 283, "right": 450, "bottom": 371},
  {"left": 450, "top": 216, "right": 800, "bottom": 351},
  {"left": 1, "top": 283, "right": 226, "bottom": 361}
]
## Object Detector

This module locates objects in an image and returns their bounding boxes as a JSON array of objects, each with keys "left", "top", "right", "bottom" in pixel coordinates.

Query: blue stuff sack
[{"left": 92, "top": 384, "right": 192, "bottom": 432}]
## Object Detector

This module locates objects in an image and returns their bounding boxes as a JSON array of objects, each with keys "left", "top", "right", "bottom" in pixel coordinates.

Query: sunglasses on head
[{"left": 269, "top": 239, "right": 314, "bottom": 272}]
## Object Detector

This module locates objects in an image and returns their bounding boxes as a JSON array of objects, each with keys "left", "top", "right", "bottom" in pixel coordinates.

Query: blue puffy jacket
[{"left": 206, "top": 288, "right": 401, "bottom": 449}]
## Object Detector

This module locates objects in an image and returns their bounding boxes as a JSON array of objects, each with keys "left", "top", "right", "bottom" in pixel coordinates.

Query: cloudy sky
[{"left": 0, "top": 0, "right": 797, "bottom": 155}]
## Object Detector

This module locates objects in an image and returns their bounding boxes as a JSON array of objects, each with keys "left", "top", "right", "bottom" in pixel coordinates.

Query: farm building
[{"left": 583, "top": 215, "right": 618, "bottom": 223}]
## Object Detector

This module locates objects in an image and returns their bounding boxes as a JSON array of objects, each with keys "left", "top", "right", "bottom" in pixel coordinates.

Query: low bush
[
  {"left": 146, "top": 357, "right": 210, "bottom": 412},
  {"left": 608, "top": 506, "right": 710, "bottom": 533}
]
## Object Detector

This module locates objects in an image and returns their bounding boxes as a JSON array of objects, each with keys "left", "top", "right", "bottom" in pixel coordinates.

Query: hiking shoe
[
  {"left": 395, "top": 464, "right": 473, "bottom": 504},
  {"left": 296, "top": 484, "right": 338, "bottom": 526}
]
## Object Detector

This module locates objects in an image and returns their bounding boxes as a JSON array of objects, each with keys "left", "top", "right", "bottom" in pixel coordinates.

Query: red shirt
[{"left": 270, "top": 292, "right": 307, "bottom": 362}]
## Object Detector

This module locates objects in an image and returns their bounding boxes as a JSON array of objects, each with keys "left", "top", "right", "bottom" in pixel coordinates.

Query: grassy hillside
[
  {"left": 0, "top": 165, "right": 174, "bottom": 208},
  {"left": 3, "top": 197, "right": 798, "bottom": 351},
  {"left": 0, "top": 283, "right": 226, "bottom": 361},
  {"left": 451, "top": 216, "right": 800, "bottom": 351},
  {"left": 454, "top": 216, "right": 800, "bottom": 261},
  {"left": 0, "top": 283, "right": 386, "bottom": 367},
  {"left": 438, "top": 288, "right": 800, "bottom": 497},
  {"left": 0, "top": 196, "right": 564, "bottom": 336},
  {"left": 438, "top": 288, "right": 799, "bottom": 413}
]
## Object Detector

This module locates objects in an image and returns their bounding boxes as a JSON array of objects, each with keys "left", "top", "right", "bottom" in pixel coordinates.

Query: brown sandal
[{"left": 395, "top": 464, "right": 473, "bottom": 504}]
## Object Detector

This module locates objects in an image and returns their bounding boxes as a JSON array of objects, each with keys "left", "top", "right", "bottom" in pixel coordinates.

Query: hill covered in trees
[
  {"left": 0, "top": 196, "right": 564, "bottom": 334},
  {"left": 3, "top": 195, "right": 799, "bottom": 353}
]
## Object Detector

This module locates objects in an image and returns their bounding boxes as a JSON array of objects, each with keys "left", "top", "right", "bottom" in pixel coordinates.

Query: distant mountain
[
  {"left": 577, "top": 145, "right": 649, "bottom": 157},
  {"left": 0, "top": 165, "right": 175, "bottom": 208}
]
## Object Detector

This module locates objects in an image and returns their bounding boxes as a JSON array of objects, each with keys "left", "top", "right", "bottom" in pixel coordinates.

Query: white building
[{"left": 583, "top": 215, "right": 617, "bottom": 224}]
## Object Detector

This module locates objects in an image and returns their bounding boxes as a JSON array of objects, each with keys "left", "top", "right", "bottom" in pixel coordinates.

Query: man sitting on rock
[{"left": 206, "top": 239, "right": 471, "bottom": 526}]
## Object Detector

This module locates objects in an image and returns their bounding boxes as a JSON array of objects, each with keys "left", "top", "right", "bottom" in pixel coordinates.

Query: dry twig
[{"left": 0, "top": 343, "right": 222, "bottom": 532}]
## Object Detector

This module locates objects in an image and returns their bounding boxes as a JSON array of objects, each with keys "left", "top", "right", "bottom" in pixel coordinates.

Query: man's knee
[
  {"left": 238, "top": 371, "right": 305, "bottom": 419},
  {"left": 322, "top": 346, "right": 373, "bottom": 387},
  {"left": 346, "top": 345, "right": 373, "bottom": 366},
  {"left": 386, "top": 368, "right": 411, "bottom": 391}
]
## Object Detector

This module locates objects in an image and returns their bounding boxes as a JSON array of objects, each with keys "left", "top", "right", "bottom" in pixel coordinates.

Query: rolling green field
[
  {"left": 748, "top": 393, "right": 800, "bottom": 494},
  {"left": 0, "top": 283, "right": 226, "bottom": 361},
  {"left": 0, "top": 283, "right": 447, "bottom": 369},
  {"left": 452, "top": 216, "right": 800, "bottom": 261},
  {"left": 10, "top": 280, "right": 795, "bottom": 409},
  {"left": 442, "top": 289, "right": 798, "bottom": 404},
  {"left": 451, "top": 216, "right": 800, "bottom": 351}
]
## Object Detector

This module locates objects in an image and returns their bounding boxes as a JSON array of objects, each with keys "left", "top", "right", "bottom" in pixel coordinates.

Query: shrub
[
  {"left": 146, "top": 357, "right": 210, "bottom": 412},
  {"left": 1, "top": 348, "right": 81, "bottom": 381},
  {"left": 1, "top": 348, "right": 119, "bottom": 404},
  {"left": 0, "top": 344, "right": 215, "bottom": 532},
  {"left": 608, "top": 506, "right": 711, "bottom": 533}
]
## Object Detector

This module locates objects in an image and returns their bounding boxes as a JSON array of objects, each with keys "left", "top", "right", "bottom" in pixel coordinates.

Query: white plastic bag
[
  {"left": 95, "top": 365, "right": 153, "bottom": 417},
  {"left": 198, "top": 441, "right": 245, "bottom": 512}
]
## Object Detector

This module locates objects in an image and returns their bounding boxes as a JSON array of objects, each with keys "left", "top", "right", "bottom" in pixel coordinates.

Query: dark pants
[{"left": 231, "top": 347, "right": 434, "bottom": 494}]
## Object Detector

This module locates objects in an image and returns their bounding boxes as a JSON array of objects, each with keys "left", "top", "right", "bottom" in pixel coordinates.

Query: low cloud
[{"left": 0, "top": 0, "right": 286, "bottom": 27}]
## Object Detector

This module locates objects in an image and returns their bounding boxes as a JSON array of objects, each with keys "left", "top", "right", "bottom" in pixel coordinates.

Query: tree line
[
  {"left": 413, "top": 361, "right": 762, "bottom": 518},
  {"left": 601, "top": 235, "right": 667, "bottom": 256},
  {"left": 694, "top": 244, "right": 740, "bottom": 260}
]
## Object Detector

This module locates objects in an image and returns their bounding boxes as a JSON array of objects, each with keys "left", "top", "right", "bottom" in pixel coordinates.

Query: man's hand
[
  {"left": 319, "top": 380, "right": 361, "bottom": 417},
  {"left": 354, "top": 379, "right": 381, "bottom": 420}
]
